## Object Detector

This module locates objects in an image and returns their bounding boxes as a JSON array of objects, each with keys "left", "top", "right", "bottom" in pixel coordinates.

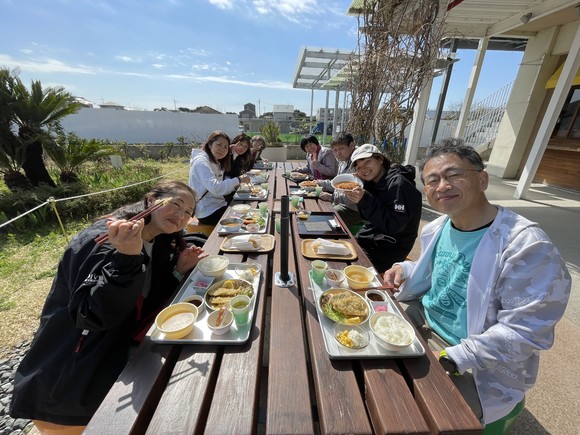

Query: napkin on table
[
  {"left": 230, "top": 235, "right": 260, "bottom": 250},
  {"left": 312, "top": 238, "right": 350, "bottom": 256}
]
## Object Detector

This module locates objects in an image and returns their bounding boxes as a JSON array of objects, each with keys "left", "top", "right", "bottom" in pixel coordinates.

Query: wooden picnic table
[{"left": 85, "top": 162, "right": 483, "bottom": 434}]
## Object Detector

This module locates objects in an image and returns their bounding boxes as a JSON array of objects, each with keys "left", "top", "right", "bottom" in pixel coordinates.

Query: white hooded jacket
[
  {"left": 189, "top": 149, "right": 239, "bottom": 219},
  {"left": 395, "top": 206, "right": 571, "bottom": 424}
]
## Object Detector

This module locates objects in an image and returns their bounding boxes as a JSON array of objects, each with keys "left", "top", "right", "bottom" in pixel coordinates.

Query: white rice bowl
[{"left": 370, "top": 312, "right": 415, "bottom": 351}]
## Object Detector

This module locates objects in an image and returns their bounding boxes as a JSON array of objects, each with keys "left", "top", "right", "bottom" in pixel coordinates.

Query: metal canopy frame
[{"left": 291, "top": 47, "right": 355, "bottom": 91}]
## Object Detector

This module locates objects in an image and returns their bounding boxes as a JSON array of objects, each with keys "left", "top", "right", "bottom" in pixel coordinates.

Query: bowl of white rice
[{"left": 369, "top": 312, "right": 415, "bottom": 351}]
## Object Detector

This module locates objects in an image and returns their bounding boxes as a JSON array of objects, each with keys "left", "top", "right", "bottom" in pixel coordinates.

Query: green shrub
[{"left": 0, "top": 159, "right": 161, "bottom": 232}]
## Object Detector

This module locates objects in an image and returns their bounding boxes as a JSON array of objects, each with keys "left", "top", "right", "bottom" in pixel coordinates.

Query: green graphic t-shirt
[{"left": 422, "top": 220, "right": 488, "bottom": 345}]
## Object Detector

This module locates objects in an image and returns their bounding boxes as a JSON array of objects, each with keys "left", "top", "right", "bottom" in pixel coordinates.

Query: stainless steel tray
[
  {"left": 147, "top": 263, "right": 261, "bottom": 344},
  {"left": 217, "top": 209, "right": 270, "bottom": 235},
  {"left": 309, "top": 270, "right": 426, "bottom": 359}
]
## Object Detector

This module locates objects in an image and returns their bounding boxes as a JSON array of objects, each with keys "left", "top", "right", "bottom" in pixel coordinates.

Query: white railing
[{"left": 440, "top": 80, "right": 514, "bottom": 148}]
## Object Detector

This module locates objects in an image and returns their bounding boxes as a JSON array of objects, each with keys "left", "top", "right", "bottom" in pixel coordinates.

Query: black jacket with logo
[
  {"left": 10, "top": 219, "right": 181, "bottom": 425},
  {"left": 356, "top": 164, "right": 422, "bottom": 272}
]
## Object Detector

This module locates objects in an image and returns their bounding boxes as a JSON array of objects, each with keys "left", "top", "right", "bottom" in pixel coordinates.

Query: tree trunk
[{"left": 21, "top": 140, "right": 56, "bottom": 187}]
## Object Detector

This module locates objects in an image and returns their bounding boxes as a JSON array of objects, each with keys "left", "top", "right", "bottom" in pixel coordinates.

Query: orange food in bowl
[{"left": 344, "top": 265, "right": 374, "bottom": 290}]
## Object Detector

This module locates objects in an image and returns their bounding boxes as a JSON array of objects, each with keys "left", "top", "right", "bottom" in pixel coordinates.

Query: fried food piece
[
  {"left": 208, "top": 287, "right": 240, "bottom": 297},
  {"left": 331, "top": 294, "right": 367, "bottom": 317},
  {"left": 208, "top": 296, "right": 233, "bottom": 307}
]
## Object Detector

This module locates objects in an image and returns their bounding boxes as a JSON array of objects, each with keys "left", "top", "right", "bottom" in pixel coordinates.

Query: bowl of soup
[
  {"left": 344, "top": 265, "right": 374, "bottom": 290},
  {"left": 155, "top": 302, "right": 198, "bottom": 339},
  {"left": 219, "top": 217, "right": 243, "bottom": 232}
]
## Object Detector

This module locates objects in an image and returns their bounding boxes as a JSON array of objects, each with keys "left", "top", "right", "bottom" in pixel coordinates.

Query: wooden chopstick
[{"left": 94, "top": 197, "right": 172, "bottom": 245}]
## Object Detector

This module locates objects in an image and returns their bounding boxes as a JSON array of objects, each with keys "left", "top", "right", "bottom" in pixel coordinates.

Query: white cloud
[
  {"left": 115, "top": 55, "right": 139, "bottom": 62},
  {"left": 167, "top": 72, "right": 292, "bottom": 90},
  {"left": 0, "top": 54, "right": 97, "bottom": 74},
  {"left": 252, "top": 0, "right": 317, "bottom": 22},
  {"left": 208, "top": 0, "right": 234, "bottom": 10}
]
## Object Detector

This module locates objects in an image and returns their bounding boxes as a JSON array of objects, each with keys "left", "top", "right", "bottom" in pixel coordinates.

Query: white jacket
[
  {"left": 188, "top": 149, "right": 239, "bottom": 219},
  {"left": 395, "top": 206, "right": 571, "bottom": 424}
]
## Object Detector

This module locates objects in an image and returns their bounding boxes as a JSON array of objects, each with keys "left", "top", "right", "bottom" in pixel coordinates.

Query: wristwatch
[{"left": 439, "top": 350, "right": 459, "bottom": 376}]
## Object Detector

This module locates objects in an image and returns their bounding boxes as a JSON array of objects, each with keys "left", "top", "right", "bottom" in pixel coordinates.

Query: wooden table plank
[
  {"left": 362, "top": 359, "right": 430, "bottom": 435},
  {"left": 85, "top": 339, "right": 181, "bottom": 434},
  {"left": 144, "top": 346, "right": 220, "bottom": 434},
  {"left": 203, "top": 251, "right": 267, "bottom": 434},
  {"left": 267, "top": 207, "right": 315, "bottom": 434},
  {"left": 296, "top": 243, "right": 373, "bottom": 434}
]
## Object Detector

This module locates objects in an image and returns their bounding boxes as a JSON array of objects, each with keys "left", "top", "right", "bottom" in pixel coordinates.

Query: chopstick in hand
[{"left": 94, "top": 197, "right": 173, "bottom": 245}]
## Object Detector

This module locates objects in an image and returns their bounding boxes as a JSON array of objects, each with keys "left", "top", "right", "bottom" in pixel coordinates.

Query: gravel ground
[{"left": 0, "top": 342, "right": 33, "bottom": 435}]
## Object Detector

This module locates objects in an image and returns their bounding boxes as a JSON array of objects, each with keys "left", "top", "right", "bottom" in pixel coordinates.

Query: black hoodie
[
  {"left": 355, "top": 164, "right": 422, "bottom": 272},
  {"left": 10, "top": 219, "right": 181, "bottom": 425}
]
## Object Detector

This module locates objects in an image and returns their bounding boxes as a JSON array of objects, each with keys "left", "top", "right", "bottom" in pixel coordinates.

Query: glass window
[{"left": 552, "top": 87, "right": 580, "bottom": 139}]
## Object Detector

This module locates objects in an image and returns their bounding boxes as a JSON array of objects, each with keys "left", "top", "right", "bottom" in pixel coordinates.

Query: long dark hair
[
  {"left": 230, "top": 133, "right": 252, "bottom": 168},
  {"left": 203, "top": 130, "right": 231, "bottom": 172},
  {"left": 103, "top": 180, "right": 196, "bottom": 253}
]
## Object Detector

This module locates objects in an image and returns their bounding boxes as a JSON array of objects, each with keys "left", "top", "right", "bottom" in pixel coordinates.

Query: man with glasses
[
  {"left": 343, "top": 144, "right": 422, "bottom": 272},
  {"left": 383, "top": 139, "right": 571, "bottom": 430}
]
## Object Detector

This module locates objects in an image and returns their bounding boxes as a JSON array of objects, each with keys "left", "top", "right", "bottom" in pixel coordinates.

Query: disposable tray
[
  {"left": 147, "top": 263, "right": 261, "bottom": 344},
  {"left": 309, "top": 271, "right": 425, "bottom": 359}
]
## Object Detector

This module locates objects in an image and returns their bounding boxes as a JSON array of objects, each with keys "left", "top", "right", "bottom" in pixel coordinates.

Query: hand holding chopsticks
[{"left": 94, "top": 197, "right": 172, "bottom": 245}]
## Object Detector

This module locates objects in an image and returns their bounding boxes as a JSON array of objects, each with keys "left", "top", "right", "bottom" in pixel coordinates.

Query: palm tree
[
  {"left": 11, "top": 77, "right": 81, "bottom": 187},
  {"left": 0, "top": 69, "right": 30, "bottom": 189},
  {"left": 44, "top": 131, "right": 119, "bottom": 183}
]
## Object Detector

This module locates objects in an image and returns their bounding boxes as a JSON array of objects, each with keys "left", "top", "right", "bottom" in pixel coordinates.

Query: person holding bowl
[{"left": 343, "top": 144, "right": 422, "bottom": 272}]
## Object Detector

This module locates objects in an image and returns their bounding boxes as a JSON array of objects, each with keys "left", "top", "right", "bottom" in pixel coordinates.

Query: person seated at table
[
  {"left": 315, "top": 132, "right": 365, "bottom": 228},
  {"left": 382, "top": 139, "right": 571, "bottom": 431},
  {"left": 294, "top": 134, "right": 337, "bottom": 180},
  {"left": 343, "top": 144, "right": 422, "bottom": 272},
  {"left": 10, "top": 180, "right": 206, "bottom": 435},
  {"left": 189, "top": 130, "right": 250, "bottom": 225},
  {"left": 223, "top": 133, "right": 253, "bottom": 204},
  {"left": 250, "top": 135, "right": 267, "bottom": 164}
]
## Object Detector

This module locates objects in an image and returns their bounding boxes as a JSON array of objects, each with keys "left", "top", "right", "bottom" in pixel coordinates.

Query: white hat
[{"left": 350, "top": 144, "right": 384, "bottom": 168}]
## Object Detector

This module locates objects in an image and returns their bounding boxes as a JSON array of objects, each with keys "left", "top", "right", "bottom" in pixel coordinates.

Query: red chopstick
[{"left": 94, "top": 197, "right": 172, "bottom": 245}]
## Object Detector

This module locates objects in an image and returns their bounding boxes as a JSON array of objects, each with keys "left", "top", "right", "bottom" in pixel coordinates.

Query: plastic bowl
[
  {"left": 181, "top": 294, "right": 205, "bottom": 315},
  {"left": 296, "top": 209, "right": 311, "bottom": 221},
  {"left": 333, "top": 323, "right": 369, "bottom": 350},
  {"left": 220, "top": 217, "right": 243, "bottom": 232},
  {"left": 232, "top": 204, "right": 252, "bottom": 215},
  {"left": 197, "top": 255, "right": 230, "bottom": 277},
  {"left": 365, "top": 290, "right": 387, "bottom": 303},
  {"left": 207, "top": 308, "right": 234, "bottom": 335},
  {"left": 325, "top": 269, "right": 345, "bottom": 287},
  {"left": 369, "top": 312, "right": 415, "bottom": 351},
  {"left": 155, "top": 302, "right": 198, "bottom": 339},
  {"left": 344, "top": 265, "right": 374, "bottom": 290},
  {"left": 235, "top": 263, "right": 262, "bottom": 281}
]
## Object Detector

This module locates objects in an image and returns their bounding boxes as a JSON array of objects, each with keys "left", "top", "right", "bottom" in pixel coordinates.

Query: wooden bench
[{"left": 186, "top": 216, "right": 215, "bottom": 236}]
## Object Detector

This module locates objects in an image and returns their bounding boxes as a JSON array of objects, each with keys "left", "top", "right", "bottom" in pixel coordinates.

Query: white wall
[{"left": 61, "top": 108, "right": 239, "bottom": 144}]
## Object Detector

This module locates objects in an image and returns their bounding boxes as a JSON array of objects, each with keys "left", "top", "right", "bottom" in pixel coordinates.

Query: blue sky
[{"left": 1, "top": 0, "right": 523, "bottom": 115}]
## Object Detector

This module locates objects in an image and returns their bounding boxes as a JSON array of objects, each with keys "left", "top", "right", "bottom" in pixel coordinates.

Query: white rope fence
[{"left": 0, "top": 167, "right": 188, "bottom": 241}]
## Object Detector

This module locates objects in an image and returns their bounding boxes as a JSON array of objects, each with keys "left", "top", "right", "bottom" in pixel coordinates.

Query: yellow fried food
[{"left": 331, "top": 294, "right": 367, "bottom": 317}]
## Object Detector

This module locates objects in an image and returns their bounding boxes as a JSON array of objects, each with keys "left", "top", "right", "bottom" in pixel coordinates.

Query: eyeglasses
[{"left": 422, "top": 167, "right": 482, "bottom": 190}]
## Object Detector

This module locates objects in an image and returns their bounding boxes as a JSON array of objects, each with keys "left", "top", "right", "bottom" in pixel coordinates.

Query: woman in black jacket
[
  {"left": 344, "top": 144, "right": 422, "bottom": 272},
  {"left": 224, "top": 133, "right": 253, "bottom": 204},
  {"left": 10, "top": 180, "right": 205, "bottom": 434}
]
